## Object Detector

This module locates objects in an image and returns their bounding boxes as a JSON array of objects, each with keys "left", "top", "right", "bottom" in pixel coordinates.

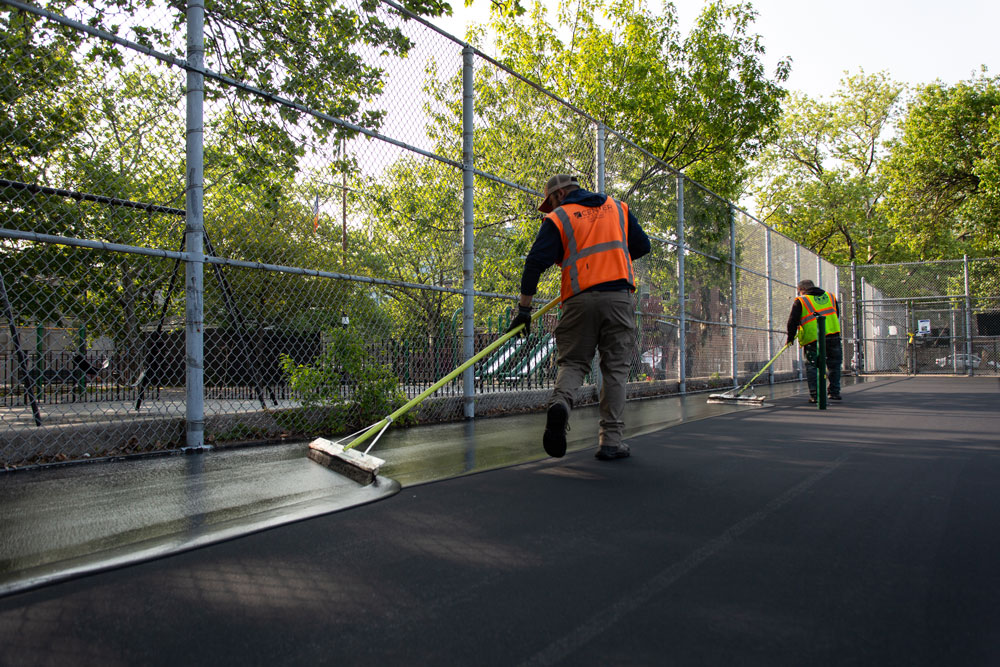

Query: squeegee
[
  {"left": 707, "top": 341, "right": 793, "bottom": 405},
  {"left": 309, "top": 296, "right": 561, "bottom": 484}
]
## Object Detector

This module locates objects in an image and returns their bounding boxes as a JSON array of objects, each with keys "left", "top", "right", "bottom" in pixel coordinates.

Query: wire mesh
[
  {"left": 840, "top": 258, "right": 1000, "bottom": 376},
  {"left": 4, "top": 0, "right": 997, "bottom": 469},
  {"left": 1, "top": 242, "right": 187, "bottom": 465}
]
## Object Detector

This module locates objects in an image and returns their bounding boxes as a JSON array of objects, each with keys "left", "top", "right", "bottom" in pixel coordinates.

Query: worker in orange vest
[
  {"left": 508, "top": 174, "right": 650, "bottom": 460},
  {"left": 786, "top": 279, "right": 843, "bottom": 403}
]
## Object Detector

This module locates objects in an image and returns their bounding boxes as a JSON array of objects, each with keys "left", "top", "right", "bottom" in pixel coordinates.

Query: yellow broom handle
[
  {"left": 343, "top": 296, "right": 561, "bottom": 451},
  {"left": 737, "top": 341, "right": 793, "bottom": 394}
]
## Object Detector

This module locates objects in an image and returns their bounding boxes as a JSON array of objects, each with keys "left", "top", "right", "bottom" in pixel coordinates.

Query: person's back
[
  {"left": 508, "top": 174, "right": 650, "bottom": 459},
  {"left": 786, "top": 280, "right": 843, "bottom": 402}
]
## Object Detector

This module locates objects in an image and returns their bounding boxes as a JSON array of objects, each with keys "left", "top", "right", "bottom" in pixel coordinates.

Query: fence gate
[{"left": 843, "top": 257, "right": 1000, "bottom": 377}]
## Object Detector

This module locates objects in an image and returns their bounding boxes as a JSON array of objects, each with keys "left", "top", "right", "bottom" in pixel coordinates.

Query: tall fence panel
[
  {"left": 839, "top": 257, "right": 1000, "bottom": 376},
  {"left": 4, "top": 0, "right": 839, "bottom": 467}
]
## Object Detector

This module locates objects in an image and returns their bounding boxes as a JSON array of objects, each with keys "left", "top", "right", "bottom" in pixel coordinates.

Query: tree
[
  {"left": 882, "top": 69, "right": 1000, "bottom": 260},
  {"left": 2, "top": 0, "right": 457, "bottom": 338},
  {"left": 0, "top": 8, "right": 86, "bottom": 186},
  {"left": 350, "top": 157, "right": 466, "bottom": 341},
  {"left": 1, "top": 8, "right": 87, "bottom": 325},
  {"left": 1, "top": 7, "right": 182, "bottom": 338},
  {"left": 408, "top": 0, "right": 788, "bottom": 336},
  {"left": 16, "top": 0, "right": 452, "bottom": 139},
  {"left": 751, "top": 70, "right": 905, "bottom": 264},
  {"left": 478, "top": 0, "right": 790, "bottom": 201}
]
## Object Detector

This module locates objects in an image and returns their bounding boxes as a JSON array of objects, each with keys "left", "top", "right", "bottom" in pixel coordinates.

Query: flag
[{"left": 312, "top": 194, "right": 320, "bottom": 232}]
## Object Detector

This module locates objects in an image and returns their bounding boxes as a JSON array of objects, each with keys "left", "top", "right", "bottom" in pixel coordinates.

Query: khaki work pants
[{"left": 549, "top": 290, "right": 636, "bottom": 448}]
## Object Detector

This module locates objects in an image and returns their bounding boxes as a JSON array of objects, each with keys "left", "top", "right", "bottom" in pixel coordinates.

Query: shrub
[{"left": 279, "top": 328, "right": 413, "bottom": 435}]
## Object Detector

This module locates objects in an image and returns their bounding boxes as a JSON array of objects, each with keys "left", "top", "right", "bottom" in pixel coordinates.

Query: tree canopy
[
  {"left": 1, "top": 0, "right": 455, "bottom": 339},
  {"left": 753, "top": 68, "right": 1000, "bottom": 267},
  {"left": 882, "top": 69, "right": 1000, "bottom": 259},
  {"left": 475, "top": 0, "right": 790, "bottom": 201},
  {"left": 750, "top": 70, "right": 904, "bottom": 265},
  {"left": 375, "top": 0, "right": 792, "bottom": 333}
]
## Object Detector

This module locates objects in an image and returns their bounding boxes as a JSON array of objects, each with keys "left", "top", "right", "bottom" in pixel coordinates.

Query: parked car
[{"left": 934, "top": 353, "right": 981, "bottom": 369}]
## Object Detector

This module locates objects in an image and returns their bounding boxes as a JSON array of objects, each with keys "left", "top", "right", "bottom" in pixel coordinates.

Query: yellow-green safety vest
[{"left": 796, "top": 292, "right": 841, "bottom": 346}]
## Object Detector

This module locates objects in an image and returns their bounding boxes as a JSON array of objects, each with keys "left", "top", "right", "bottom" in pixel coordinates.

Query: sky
[{"left": 436, "top": 0, "right": 998, "bottom": 99}]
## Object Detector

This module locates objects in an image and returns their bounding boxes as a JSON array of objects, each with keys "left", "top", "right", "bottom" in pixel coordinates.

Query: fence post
[
  {"left": 834, "top": 264, "right": 842, "bottom": 375},
  {"left": 729, "top": 205, "right": 738, "bottom": 389},
  {"left": 590, "top": 121, "right": 608, "bottom": 394},
  {"left": 964, "top": 254, "right": 973, "bottom": 377},
  {"left": 184, "top": 0, "right": 207, "bottom": 450},
  {"left": 860, "top": 277, "right": 868, "bottom": 373},
  {"left": 462, "top": 45, "right": 476, "bottom": 419},
  {"left": 765, "top": 227, "right": 774, "bottom": 385},
  {"left": 76, "top": 324, "right": 87, "bottom": 396},
  {"left": 817, "top": 315, "right": 827, "bottom": 410},
  {"left": 36, "top": 324, "right": 45, "bottom": 378},
  {"left": 341, "top": 138, "right": 348, "bottom": 265},
  {"left": 850, "top": 262, "right": 861, "bottom": 375},
  {"left": 1, "top": 274, "right": 41, "bottom": 426},
  {"left": 676, "top": 174, "right": 686, "bottom": 393},
  {"left": 905, "top": 299, "right": 913, "bottom": 374},
  {"left": 795, "top": 244, "right": 802, "bottom": 379},
  {"left": 596, "top": 122, "right": 606, "bottom": 194},
  {"left": 950, "top": 307, "right": 958, "bottom": 372}
]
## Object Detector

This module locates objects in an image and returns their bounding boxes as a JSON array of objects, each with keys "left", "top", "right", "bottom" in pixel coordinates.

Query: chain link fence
[
  {"left": 4, "top": 0, "right": 849, "bottom": 467},
  {"left": 840, "top": 257, "right": 1000, "bottom": 376}
]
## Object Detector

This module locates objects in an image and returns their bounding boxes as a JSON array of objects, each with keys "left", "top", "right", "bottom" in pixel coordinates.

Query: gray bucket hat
[{"left": 538, "top": 173, "right": 579, "bottom": 213}]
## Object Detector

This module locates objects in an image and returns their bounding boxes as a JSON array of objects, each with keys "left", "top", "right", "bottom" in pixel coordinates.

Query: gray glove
[{"left": 505, "top": 305, "right": 532, "bottom": 337}]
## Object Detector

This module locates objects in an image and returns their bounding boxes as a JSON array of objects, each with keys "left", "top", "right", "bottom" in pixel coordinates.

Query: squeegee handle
[
  {"left": 343, "top": 296, "right": 561, "bottom": 451},
  {"left": 736, "top": 341, "right": 793, "bottom": 396}
]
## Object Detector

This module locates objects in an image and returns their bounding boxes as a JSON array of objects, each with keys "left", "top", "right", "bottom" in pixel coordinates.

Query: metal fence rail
[{"left": 4, "top": 0, "right": 975, "bottom": 468}]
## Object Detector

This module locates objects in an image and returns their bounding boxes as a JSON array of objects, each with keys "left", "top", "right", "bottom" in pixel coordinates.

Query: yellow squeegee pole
[
  {"left": 343, "top": 296, "right": 561, "bottom": 452},
  {"left": 734, "top": 341, "right": 793, "bottom": 396}
]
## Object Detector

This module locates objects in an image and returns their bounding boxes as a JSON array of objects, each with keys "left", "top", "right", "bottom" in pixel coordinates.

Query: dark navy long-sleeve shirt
[{"left": 519, "top": 188, "right": 651, "bottom": 296}]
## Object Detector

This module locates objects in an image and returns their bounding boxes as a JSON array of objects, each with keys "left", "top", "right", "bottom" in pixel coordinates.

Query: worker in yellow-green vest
[{"left": 786, "top": 279, "right": 843, "bottom": 403}]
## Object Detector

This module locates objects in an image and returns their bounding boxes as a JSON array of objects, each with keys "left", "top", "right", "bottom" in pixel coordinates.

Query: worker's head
[
  {"left": 538, "top": 174, "right": 580, "bottom": 213},
  {"left": 797, "top": 279, "right": 816, "bottom": 294}
]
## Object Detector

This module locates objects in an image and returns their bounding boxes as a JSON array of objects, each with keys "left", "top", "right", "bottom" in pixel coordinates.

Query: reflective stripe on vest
[
  {"left": 549, "top": 198, "right": 634, "bottom": 302},
  {"left": 796, "top": 292, "right": 841, "bottom": 345}
]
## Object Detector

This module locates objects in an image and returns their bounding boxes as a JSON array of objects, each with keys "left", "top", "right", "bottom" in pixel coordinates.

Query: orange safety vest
[
  {"left": 546, "top": 198, "right": 635, "bottom": 303},
  {"left": 796, "top": 292, "right": 841, "bottom": 346}
]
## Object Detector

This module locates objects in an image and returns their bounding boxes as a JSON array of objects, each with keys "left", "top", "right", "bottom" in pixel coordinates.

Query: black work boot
[
  {"left": 595, "top": 442, "right": 631, "bottom": 461},
  {"left": 543, "top": 403, "right": 569, "bottom": 458}
]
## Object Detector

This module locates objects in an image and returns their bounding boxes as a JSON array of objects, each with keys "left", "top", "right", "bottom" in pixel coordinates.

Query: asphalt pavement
[{"left": 1, "top": 376, "right": 998, "bottom": 666}]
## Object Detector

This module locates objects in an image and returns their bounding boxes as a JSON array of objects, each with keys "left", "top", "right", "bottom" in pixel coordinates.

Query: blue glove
[{"left": 505, "top": 305, "right": 532, "bottom": 337}]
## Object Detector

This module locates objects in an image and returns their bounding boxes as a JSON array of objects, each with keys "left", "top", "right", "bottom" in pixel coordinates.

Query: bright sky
[{"left": 437, "top": 0, "right": 998, "bottom": 98}]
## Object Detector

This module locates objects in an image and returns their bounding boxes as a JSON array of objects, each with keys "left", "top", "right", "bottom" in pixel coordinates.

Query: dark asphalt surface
[
  {"left": 1, "top": 376, "right": 999, "bottom": 666},
  {"left": 1, "top": 385, "right": 769, "bottom": 596}
]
